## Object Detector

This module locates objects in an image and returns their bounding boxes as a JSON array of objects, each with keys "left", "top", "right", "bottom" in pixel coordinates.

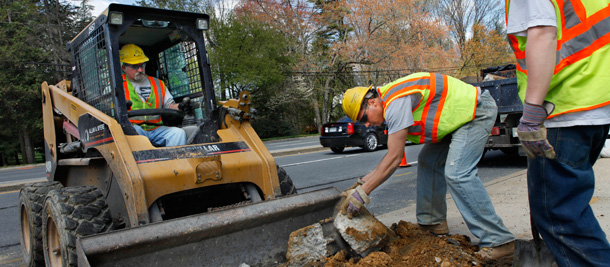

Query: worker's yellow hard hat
[
  {"left": 119, "top": 44, "right": 149, "bottom": 65},
  {"left": 342, "top": 85, "right": 373, "bottom": 122}
]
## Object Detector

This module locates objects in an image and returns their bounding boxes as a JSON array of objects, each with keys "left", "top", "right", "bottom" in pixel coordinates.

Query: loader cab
[{"left": 67, "top": 4, "right": 215, "bottom": 136}]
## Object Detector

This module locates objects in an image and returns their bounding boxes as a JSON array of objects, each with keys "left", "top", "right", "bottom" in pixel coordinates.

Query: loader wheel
[
  {"left": 19, "top": 181, "right": 63, "bottom": 267},
  {"left": 42, "top": 186, "right": 113, "bottom": 267},
  {"left": 277, "top": 165, "right": 297, "bottom": 195}
]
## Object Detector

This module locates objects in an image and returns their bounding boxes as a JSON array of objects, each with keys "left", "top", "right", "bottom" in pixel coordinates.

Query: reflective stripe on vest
[
  {"left": 123, "top": 74, "right": 166, "bottom": 130},
  {"left": 379, "top": 72, "right": 478, "bottom": 144},
  {"left": 506, "top": 0, "right": 610, "bottom": 118}
]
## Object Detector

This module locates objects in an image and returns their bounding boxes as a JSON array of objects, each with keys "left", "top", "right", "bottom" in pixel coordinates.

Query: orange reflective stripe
[
  {"left": 570, "top": 0, "right": 587, "bottom": 24},
  {"left": 122, "top": 74, "right": 131, "bottom": 110},
  {"left": 472, "top": 87, "right": 479, "bottom": 120},
  {"left": 381, "top": 77, "right": 429, "bottom": 109},
  {"left": 147, "top": 76, "right": 160, "bottom": 109},
  {"left": 419, "top": 74, "right": 435, "bottom": 143},
  {"left": 548, "top": 99, "right": 610, "bottom": 118},
  {"left": 561, "top": 5, "right": 610, "bottom": 41},
  {"left": 431, "top": 75, "right": 449, "bottom": 143}
]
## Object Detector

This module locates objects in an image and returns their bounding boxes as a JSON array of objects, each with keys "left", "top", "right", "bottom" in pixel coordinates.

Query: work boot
[
  {"left": 476, "top": 241, "right": 515, "bottom": 260},
  {"left": 418, "top": 220, "right": 449, "bottom": 235}
]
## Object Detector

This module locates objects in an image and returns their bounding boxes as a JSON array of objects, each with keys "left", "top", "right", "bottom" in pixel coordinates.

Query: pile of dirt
[{"left": 323, "top": 221, "right": 511, "bottom": 267}]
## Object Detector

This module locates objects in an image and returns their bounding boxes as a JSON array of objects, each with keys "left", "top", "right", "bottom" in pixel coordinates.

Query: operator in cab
[
  {"left": 338, "top": 73, "right": 515, "bottom": 260},
  {"left": 120, "top": 44, "right": 187, "bottom": 147}
]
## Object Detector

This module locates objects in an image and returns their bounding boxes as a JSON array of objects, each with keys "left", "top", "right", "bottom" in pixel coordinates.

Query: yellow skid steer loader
[{"left": 19, "top": 4, "right": 339, "bottom": 266}]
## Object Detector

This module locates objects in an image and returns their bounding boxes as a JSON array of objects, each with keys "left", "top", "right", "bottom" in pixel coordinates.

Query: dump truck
[
  {"left": 19, "top": 4, "right": 340, "bottom": 266},
  {"left": 471, "top": 65, "right": 526, "bottom": 157}
]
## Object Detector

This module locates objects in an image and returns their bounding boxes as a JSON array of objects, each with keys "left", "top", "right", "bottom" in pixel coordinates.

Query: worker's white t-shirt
[
  {"left": 129, "top": 77, "right": 175, "bottom": 109},
  {"left": 507, "top": 0, "right": 610, "bottom": 127}
]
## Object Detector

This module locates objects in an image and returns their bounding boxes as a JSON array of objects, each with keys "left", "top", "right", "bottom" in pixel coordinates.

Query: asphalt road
[
  {"left": 276, "top": 143, "right": 527, "bottom": 215},
  {"left": 0, "top": 136, "right": 527, "bottom": 266}
]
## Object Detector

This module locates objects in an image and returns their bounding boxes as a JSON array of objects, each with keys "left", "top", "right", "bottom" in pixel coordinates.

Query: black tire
[
  {"left": 330, "top": 147, "right": 344, "bottom": 153},
  {"left": 277, "top": 165, "right": 297, "bottom": 195},
  {"left": 19, "top": 181, "right": 63, "bottom": 267},
  {"left": 42, "top": 186, "right": 113, "bottom": 267},
  {"left": 362, "top": 133, "right": 378, "bottom": 152}
]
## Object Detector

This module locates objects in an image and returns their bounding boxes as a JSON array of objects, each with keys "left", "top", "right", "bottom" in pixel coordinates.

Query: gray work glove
[
  {"left": 517, "top": 101, "right": 556, "bottom": 159},
  {"left": 339, "top": 185, "right": 370, "bottom": 219}
]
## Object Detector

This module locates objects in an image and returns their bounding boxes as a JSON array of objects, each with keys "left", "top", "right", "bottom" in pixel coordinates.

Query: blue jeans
[
  {"left": 133, "top": 125, "right": 187, "bottom": 147},
  {"left": 528, "top": 124, "right": 610, "bottom": 266},
  {"left": 416, "top": 91, "right": 515, "bottom": 247}
]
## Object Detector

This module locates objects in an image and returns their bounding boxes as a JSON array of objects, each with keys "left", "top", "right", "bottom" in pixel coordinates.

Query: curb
[
  {"left": 0, "top": 178, "right": 47, "bottom": 193},
  {"left": 270, "top": 146, "right": 328, "bottom": 157}
]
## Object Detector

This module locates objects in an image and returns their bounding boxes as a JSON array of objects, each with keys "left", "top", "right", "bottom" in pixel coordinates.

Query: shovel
[{"left": 513, "top": 215, "right": 557, "bottom": 266}]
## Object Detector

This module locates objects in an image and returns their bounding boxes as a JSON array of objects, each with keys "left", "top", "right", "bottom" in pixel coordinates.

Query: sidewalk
[{"left": 378, "top": 158, "right": 610, "bottom": 242}]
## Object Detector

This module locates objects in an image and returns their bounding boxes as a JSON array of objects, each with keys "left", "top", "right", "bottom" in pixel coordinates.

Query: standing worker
[
  {"left": 120, "top": 44, "right": 187, "bottom": 147},
  {"left": 506, "top": 0, "right": 610, "bottom": 265},
  {"left": 339, "top": 72, "right": 515, "bottom": 260}
]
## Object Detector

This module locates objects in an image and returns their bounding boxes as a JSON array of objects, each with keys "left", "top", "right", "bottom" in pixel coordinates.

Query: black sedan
[{"left": 319, "top": 116, "right": 388, "bottom": 153}]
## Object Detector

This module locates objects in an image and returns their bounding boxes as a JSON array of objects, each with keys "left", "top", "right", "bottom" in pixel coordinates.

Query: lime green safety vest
[
  {"left": 123, "top": 74, "right": 166, "bottom": 130},
  {"left": 379, "top": 72, "right": 479, "bottom": 144},
  {"left": 506, "top": 0, "right": 610, "bottom": 118}
]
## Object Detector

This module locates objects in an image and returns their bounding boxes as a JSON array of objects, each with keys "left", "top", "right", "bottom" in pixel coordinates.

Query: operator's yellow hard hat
[
  {"left": 119, "top": 44, "right": 149, "bottom": 64},
  {"left": 342, "top": 85, "right": 373, "bottom": 122}
]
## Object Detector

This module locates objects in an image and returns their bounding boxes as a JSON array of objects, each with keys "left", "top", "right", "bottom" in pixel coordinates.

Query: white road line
[{"left": 281, "top": 154, "right": 362, "bottom": 167}]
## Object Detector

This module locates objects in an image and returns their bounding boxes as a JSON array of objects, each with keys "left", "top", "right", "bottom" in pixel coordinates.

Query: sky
[{"left": 90, "top": 0, "right": 137, "bottom": 16}]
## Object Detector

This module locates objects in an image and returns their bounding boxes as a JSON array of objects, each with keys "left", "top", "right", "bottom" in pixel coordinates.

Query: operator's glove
[
  {"left": 178, "top": 97, "right": 192, "bottom": 114},
  {"left": 339, "top": 185, "right": 370, "bottom": 219},
  {"left": 517, "top": 101, "right": 556, "bottom": 159}
]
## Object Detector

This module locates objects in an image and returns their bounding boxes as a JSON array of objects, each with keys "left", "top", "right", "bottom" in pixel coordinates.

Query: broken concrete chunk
[{"left": 334, "top": 208, "right": 395, "bottom": 255}]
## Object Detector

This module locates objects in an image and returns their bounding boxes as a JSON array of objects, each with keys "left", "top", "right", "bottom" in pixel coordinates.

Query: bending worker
[
  {"left": 120, "top": 44, "right": 187, "bottom": 147},
  {"left": 339, "top": 73, "right": 515, "bottom": 260},
  {"left": 506, "top": 0, "right": 610, "bottom": 265}
]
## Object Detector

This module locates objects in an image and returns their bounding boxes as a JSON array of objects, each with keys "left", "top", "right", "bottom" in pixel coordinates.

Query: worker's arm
[
  {"left": 517, "top": 25, "right": 558, "bottom": 159},
  {"left": 169, "top": 103, "right": 179, "bottom": 110},
  {"left": 523, "top": 25, "right": 557, "bottom": 104},
  {"left": 340, "top": 127, "right": 409, "bottom": 218},
  {"left": 361, "top": 128, "right": 409, "bottom": 195}
]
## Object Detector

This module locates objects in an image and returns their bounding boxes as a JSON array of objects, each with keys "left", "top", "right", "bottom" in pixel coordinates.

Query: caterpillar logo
[{"left": 204, "top": 145, "right": 220, "bottom": 152}]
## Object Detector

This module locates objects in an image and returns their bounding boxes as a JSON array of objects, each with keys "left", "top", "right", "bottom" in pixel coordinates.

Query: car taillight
[
  {"left": 491, "top": 127, "right": 500, "bottom": 135},
  {"left": 347, "top": 122, "right": 354, "bottom": 135}
]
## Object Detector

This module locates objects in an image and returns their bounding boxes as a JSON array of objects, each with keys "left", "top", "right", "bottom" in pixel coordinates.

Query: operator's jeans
[
  {"left": 528, "top": 124, "right": 610, "bottom": 266},
  {"left": 133, "top": 125, "right": 187, "bottom": 147},
  {"left": 416, "top": 91, "right": 515, "bottom": 247}
]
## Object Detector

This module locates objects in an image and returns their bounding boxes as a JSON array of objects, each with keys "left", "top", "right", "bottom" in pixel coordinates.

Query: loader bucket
[{"left": 76, "top": 187, "right": 340, "bottom": 267}]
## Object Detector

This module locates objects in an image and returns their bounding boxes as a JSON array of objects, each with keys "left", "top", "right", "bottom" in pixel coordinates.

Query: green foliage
[{"left": 0, "top": 0, "right": 92, "bottom": 165}]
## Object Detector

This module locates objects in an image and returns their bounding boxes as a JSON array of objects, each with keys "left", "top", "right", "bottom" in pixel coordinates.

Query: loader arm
[{"left": 42, "top": 81, "right": 150, "bottom": 226}]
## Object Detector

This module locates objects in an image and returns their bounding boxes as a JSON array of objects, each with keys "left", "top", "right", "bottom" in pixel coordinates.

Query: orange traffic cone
[{"left": 399, "top": 152, "right": 411, "bottom": 167}]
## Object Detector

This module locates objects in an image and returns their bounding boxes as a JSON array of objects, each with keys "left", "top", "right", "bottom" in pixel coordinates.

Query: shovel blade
[{"left": 513, "top": 239, "right": 556, "bottom": 267}]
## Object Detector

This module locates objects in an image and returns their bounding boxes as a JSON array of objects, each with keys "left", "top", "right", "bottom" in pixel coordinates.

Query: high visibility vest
[
  {"left": 506, "top": 0, "right": 610, "bottom": 118},
  {"left": 379, "top": 72, "right": 479, "bottom": 144},
  {"left": 123, "top": 74, "right": 166, "bottom": 131}
]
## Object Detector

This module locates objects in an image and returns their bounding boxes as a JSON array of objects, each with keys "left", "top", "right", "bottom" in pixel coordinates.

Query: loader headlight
[
  {"left": 197, "top": 18, "right": 209, "bottom": 30},
  {"left": 109, "top": 12, "right": 123, "bottom": 25}
]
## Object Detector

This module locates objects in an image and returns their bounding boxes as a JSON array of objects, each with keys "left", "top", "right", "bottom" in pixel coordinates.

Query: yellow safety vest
[
  {"left": 379, "top": 72, "right": 479, "bottom": 144},
  {"left": 123, "top": 74, "right": 166, "bottom": 130},
  {"left": 506, "top": 0, "right": 610, "bottom": 118}
]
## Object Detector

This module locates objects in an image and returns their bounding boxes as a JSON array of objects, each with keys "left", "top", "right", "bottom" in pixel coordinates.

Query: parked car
[{"left": 319, "top": 116, "right": 388, "bottom": 153}]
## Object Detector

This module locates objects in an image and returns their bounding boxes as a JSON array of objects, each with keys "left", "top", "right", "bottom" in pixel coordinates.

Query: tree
[
  {"left": 433, "top": 0, "right": 512, "bottom": 76},
  {"left": 0, "top": 0, "right": 92, "bottom": 165}
]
